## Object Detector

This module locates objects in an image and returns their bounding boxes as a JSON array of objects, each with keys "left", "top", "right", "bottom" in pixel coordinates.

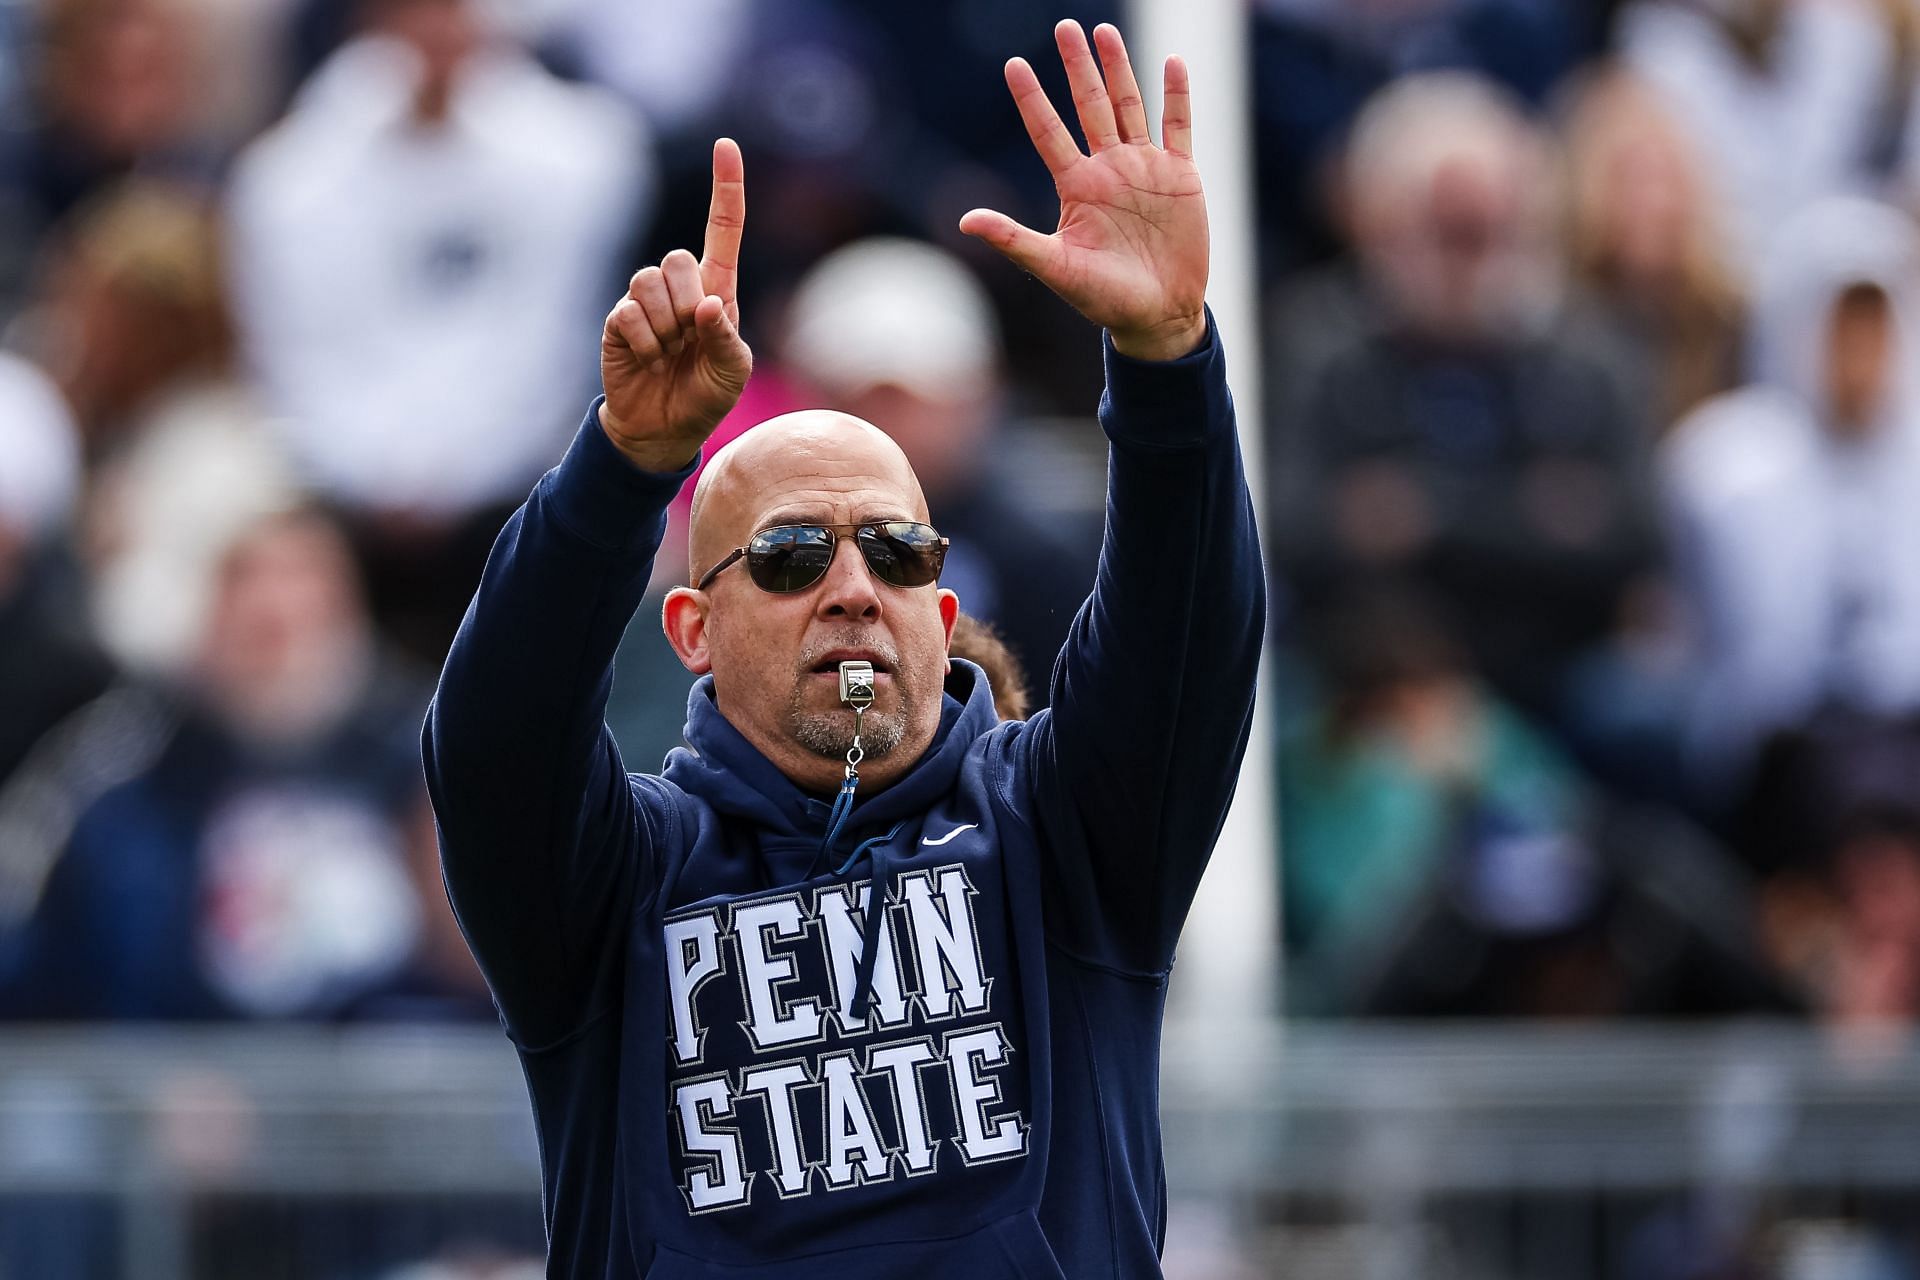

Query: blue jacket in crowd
[{"left": 423, "top": 318, "right": 1264, "bottom": 1278}]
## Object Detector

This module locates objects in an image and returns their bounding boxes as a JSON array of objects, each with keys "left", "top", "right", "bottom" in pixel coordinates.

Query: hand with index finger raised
[{"left": 599, "top": 138, "right": 752, "bottom": 472}]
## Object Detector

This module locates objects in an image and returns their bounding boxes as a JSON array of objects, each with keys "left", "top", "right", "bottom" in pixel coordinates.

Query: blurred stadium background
[{"left": 6, "top": 0, "right": 1920, "bottom": 1274}]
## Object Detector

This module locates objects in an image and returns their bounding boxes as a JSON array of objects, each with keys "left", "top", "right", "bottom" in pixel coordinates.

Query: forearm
[
  {"left": 423, "top": 403, "right": 692, "bottom": 1040},
  {"left": 1033, "top": 312, "right": 1265, "bottom": 963}
]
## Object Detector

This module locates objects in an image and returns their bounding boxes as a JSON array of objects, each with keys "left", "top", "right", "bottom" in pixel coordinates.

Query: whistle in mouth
[{"left": 838, "top": 661, "right": 876, "bottom": 707}]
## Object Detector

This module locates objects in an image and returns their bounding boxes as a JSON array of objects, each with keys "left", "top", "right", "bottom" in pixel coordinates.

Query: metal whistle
[{"left": 838, "top": 660, "right": 876, "bottom": 708}]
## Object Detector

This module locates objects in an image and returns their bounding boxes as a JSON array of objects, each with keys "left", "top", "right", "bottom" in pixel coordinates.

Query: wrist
[
  {"left": 598, "top": 402, "right": 703, "bottom": 474},
  {"left": 1109, "top": 309, "right": 1208, "bottom": 363}
]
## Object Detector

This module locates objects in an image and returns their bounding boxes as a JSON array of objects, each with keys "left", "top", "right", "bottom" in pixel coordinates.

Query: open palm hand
[{"left": 961, "top": 22, "right": 1208, "bottom": 362}]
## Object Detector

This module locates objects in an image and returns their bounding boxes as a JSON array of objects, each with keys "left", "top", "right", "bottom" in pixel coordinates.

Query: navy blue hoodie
[{"left": 423, "top": 318, "right": 1263, "bottom": 1278}]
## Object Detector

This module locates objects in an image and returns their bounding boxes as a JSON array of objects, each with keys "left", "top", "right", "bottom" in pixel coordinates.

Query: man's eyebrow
[{"left": 756, "top": 508, "right": 919, "bottom": 528}]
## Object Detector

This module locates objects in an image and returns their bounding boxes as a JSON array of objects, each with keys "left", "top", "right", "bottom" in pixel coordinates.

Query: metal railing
[{"left": 3, "top": 1021, "right": 1919, "bottom": 1278}]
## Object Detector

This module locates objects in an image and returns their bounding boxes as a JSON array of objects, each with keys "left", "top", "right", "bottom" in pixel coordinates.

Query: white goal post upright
[{"left": 1124, "top": 0, "right": 1281, "bottom": 1022}]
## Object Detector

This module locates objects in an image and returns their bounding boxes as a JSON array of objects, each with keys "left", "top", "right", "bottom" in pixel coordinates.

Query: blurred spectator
[
  {"left": 1280, "top": 587, "right": 1586, "bottom": 972},
  {"left": 77, "top": 364, "right": 292, "bottom": 682},
  {"left": 1616, "top": 0, "right": 1904, "bottom": 271},
  {"left": 1251, "top": 0, "right": 1596, "bottom": 275},
  {"left": 0, "top": 350, "right": 109, "bottom": 787},
  {"left": 533, "top": 0, "right": 753, "bottom": 137},
  {"left": 1283, "top": 588, "right": 1789, "bottom": 1017},
  {"left": 1758, "top": 807, "right": 1920, "bottom": 1030},
  {"left": 19, "top": 179, "right": 239, "bottom": 461},
  {"left": 0, "top": 506, "right": 431, "bottom": 1019},
  {"left": 0, "top": 0, "right": 224, "bottom": 318},
  {"left": 224, "top": 0, "right": 653, "bottom": 661},
  {"left": 1662, "top": 197, "right": 1920, "bottom": 800},
  {"left": 1561, "top": 64, "right": 1747, "bottom": 434},
  {"left": 781, "top": 236, "right": 1097, "bottom": 697},
  {"left": 1822, "top": 811, "right": 1920, "bottom": 1029},
  {"left": 1268, "top": 72, "right": 1661, "bottom": 722}
]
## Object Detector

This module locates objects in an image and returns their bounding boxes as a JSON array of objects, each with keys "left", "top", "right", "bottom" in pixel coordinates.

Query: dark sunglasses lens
[
  {"left": 746, "top": 527, "right": 835, "bottom": 592},
  {"left": 858, "top": 523, "right": 944, "bottom": 587}
]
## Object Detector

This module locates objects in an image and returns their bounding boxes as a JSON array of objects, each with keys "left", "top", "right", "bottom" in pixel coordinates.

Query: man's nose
[{"left": 815, "top": 537, "right": 881, "bottom": 620}]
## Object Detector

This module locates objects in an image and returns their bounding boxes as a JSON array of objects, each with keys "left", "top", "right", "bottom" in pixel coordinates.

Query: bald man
[{"left": 424, "top": 21, "right": 1262, "bottom": 1278}]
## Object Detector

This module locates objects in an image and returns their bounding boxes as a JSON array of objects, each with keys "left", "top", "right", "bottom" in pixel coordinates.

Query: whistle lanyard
[{"left": 815, "top": 662, "right": 875, "bottom": 866}]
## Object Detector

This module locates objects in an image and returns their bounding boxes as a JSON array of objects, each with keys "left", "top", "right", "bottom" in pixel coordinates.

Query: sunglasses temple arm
[{"left": 695, "top": 547, "right": 747, "bottom": 591}]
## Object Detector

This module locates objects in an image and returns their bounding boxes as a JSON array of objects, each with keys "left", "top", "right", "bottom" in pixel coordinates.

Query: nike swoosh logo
[{"left": 920, "top": 824, "right": 977, "bottom": 847}]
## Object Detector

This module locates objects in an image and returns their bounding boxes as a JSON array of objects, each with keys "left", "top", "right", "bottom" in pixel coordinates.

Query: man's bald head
[
  {"left": 687, "top": 409, "right": 930, "bottom": 583},
  {"left": 664, "top": 406, "right": 959, "bottom": 798}
]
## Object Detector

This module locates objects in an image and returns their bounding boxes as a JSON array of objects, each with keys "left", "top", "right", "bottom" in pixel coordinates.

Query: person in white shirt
[
  {"left": 224, "top": 0, "right": 653, "bottom": 656},
  {"left": 1617, "top": 0, "right": 1896, "bottom": 272},
  {"left": 1663, "top": 196, "right": 1920, "bottom": 794}
]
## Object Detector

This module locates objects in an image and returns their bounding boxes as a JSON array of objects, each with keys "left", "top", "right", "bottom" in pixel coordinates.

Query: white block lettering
[
  {"left": 818, "top": 1051, "right": 890, "bottom": 1190},
  {"left": 673, "top": 1075, "right": 752, "bottom": 1212},
  {"left": 733, "top": 896, "right": 824, "bottom": 1052},
  {"left": 900, "top": 866, "right": 991, "bottom": 1020},
  {"left": 867, "top": 1037, "right": 942, "bottom": 1176},
  {"left": 815, "top": 881, "right": 910, "bottom": 1034},
  {"left": 946, "top": 1026, "right": 1027, "bottom": 1165},
  {"left": 739, "top": 1061, "right": 814, "bottom": 1198},
  {"left": 664, "top": 913, "right": 725, "bottom": 1066}
]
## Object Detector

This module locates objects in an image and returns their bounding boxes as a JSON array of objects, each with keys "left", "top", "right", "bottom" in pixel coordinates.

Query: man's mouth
[{"left": 808, "top": 649, "right": 893, "bottom": 678}]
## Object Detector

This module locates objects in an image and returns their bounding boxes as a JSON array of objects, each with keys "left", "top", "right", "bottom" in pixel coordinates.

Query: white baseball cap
[
  {"left": 0, "top": 353, "right": 80, "bottom": 539},
  {"left": 783, "top": 237, "right": 1000, "bottom": 401}
]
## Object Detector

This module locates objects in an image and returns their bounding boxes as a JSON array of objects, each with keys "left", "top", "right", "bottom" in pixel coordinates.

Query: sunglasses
[{"left": 697, "top": 522, "right": 949, "bottom": 594}]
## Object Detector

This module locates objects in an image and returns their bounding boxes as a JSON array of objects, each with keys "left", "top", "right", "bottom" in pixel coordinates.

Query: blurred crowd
[
  {"left": 1262, "top": 0, "right": 1920, "bottom": 1042},
  {"left": 0, "top": 0, "right": 1114, "bottom": 1030},
  {"left": 7, "top": 0, "right": 1920, "bottom": 1273},
  {"left": 12, "top": 0, "right": 1920, "bottom": 1032}
]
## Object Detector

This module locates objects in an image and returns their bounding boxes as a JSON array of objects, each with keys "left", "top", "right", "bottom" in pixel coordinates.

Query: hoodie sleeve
[
  {"left": 1004, "top": 312, "right": 1266, "bottom": 974},
  {"left": 422, "top": 403, "right": 693, "bottom": 1049}
]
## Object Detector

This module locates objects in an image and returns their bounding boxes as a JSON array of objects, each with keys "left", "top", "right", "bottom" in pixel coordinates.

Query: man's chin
[{"left": 787, "top": 703, "right": 907, "bottom": 762}]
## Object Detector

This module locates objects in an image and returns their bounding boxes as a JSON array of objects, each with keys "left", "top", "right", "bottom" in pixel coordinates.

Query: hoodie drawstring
[
  {"left": 813, "top": 775, "right": 858, "bottom": 871},
  {"left": 847, "top": 832, "right": 901, "bottom": 1022},
  {"left": 804, "top": 807, "right": 907, "bottom": 1023}
]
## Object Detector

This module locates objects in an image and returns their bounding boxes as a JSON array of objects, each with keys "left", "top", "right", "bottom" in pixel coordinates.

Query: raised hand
[
  {"left": 598, "top": 138, "right": 751, "bottom": 472},
  {"left": 960, "top": 21, "right": 1208, "bottom": 363}
]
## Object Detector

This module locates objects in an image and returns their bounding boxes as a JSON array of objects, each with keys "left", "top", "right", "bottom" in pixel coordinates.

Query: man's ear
[
  {"left": 937, "top": 588, "right": 960, "bottom": 671},
  {"left": 663, "top": 588, "right": 714, "bottom": 675}
]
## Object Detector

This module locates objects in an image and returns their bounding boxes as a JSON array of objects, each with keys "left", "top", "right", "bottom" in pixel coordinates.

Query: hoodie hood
[
  {"left": 1750, "top": 196, "right": 1920, "bottom": 427},
  {"left": 662, "top": 659, "right": 1000, "bottom": 855}
]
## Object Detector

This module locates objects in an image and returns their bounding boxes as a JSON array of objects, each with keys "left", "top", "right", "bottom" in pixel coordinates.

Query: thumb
[
  {"left": 959, "top": 208, "right": 1059, "bottom": 280},
  {"left": 694, "top": 294, "right": 752, "bottom": 383}
]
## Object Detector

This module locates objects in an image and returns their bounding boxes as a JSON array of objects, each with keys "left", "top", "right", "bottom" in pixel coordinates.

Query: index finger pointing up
[{"left": 700, "top": 138, "right": 745, "bottom": 311}]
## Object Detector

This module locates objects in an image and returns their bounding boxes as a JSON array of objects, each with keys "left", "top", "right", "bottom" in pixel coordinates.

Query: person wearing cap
[
  {"left": 783, "top": 237, "right": 1097, "bottom": 704},
  {"left": 424, "top": 21, "right": 1261, "bottom": 1277}
]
